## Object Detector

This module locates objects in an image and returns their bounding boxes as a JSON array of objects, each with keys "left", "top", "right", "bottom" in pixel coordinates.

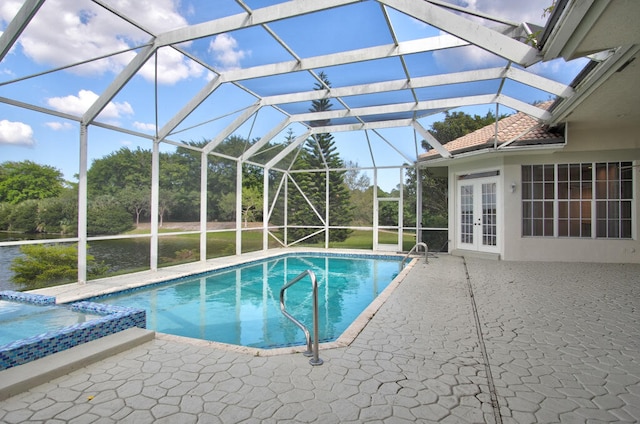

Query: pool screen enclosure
[{"left": 0, "top": 0, "right": 619, "bottom": 282}]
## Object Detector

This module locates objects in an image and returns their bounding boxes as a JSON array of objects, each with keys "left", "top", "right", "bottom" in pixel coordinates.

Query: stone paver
[
  {"left": 1, "top": 255, "right": 639, "bottom": 423},
  {"left": 465, "top": 258, "right": 640, "bottom": 424}
]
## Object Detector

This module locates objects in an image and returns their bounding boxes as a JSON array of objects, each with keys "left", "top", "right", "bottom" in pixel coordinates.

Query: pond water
[
  {"left": 0, "top": 234, "right": 153, "bottom": 291},
  {"left": 0, "top": 230, "right": 241, "bottom": 291}
]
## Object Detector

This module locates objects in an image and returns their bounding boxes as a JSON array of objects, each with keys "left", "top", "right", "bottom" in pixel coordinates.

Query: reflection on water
[{"left": 0, "top": 245, "right": 21, "bottom": 291}]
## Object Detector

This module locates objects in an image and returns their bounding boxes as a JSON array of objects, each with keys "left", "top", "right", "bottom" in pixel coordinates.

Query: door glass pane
[
  {"left": 482, "top": 183, "right": 497, "bottom": 246},
  {"left": 460, "top": 185, "right": 473, "bottom": 244}
]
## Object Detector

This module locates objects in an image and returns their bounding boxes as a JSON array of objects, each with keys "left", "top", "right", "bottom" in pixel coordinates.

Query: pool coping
[{"left": 28, "top": 248, "right": 420, "bottom": 356}]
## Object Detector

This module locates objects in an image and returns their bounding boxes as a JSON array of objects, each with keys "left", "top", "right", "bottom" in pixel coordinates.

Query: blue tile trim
[
  {"left": 0, "top": 290, "right": 55, "bottom": 305},
  {"left": 0, "top": 291, "right": 146, "bottom": 371}
]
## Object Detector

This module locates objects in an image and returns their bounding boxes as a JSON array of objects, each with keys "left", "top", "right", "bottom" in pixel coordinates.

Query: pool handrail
[
  {"left": 279, "top": 270, "right": 323, "bottom": 366},
  {"left": 402, "top": 242, "right": 429, "bottom": 267}
]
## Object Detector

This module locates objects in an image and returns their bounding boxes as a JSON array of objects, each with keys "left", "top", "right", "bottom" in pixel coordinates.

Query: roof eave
[
  {"left": 417, "top": 140, "right": 566, "bottom": 166},
  {"left": 539, "top": 0, "right": 611, "bottom": 62}
]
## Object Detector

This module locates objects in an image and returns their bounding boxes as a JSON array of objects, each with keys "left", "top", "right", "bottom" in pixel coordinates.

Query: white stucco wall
[{"left": 444, "top": 122, "right": 640, "bottom": 263}]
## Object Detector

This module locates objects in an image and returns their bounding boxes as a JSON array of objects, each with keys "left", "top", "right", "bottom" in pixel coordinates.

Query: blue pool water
[
  {"left": 92, "top": 254, "right": 403, "bottom": 349},
  {"left": 0, "top": 300, "right": 103, "bottom": 346}
]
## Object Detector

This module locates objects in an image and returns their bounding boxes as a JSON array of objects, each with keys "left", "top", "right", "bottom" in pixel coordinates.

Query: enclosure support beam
[
  {"left": 150, "top": 140, "right": 160, "bottom": 271},
  {"left": 264, "top": 132, "right": 310, "bottom": 169},
  {"left": 83, "top": 43, "right": 157, "bottom": 125},
  {"left": 373, "top": 169, "right": 379, "bottom": 249},
  {"left": 412, "top": 121, "right": 452, "bottom": 159},
  {"left": 282, "top": 175, "right": 287, "bottom": 246},
  {"left": 325, "top": 170, "right": 330, "bottom": 249},
  {"left": 398, "top": 168, "right": 404, "bottom": 252},
  {"left": 416, "top": 166, "right": 422, "bottom": 244},
  {"left": 240, "top": 118, "right": 291, "bottom": 162},
  {"left": 158, "top": 76, "right": 223, "bottom": 141},
  {"left": 204, "top": 101, "right": 263, "bottom": 154},
  {"left": 294, "top": 94, "right": 497, "bottom": 123},
  {"left": 378, "top": 0, "right": 541, "bottom": 66},
  {"left": 235, "top": 162, "right": 243, "bottom": 255},
  {"left": 0, "top": 0, "right": 45, "bottom": 63},
  {"left": 223, "top": 34, "right": 467, "bottom": 83},
  {"left": 155, "top": 0, "right": 361, "bottom": 47},
  {"left": 77, "top": 124, "right": 88, "bottom": 284},
  {"left": 263, "top": 169, "right": 270, "bottom": 251},
  {"left": 200, "top": 151, "right": 208, "bottom": 262}
]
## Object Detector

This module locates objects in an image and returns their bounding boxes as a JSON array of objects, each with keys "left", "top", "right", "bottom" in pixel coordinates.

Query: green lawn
[{"left": 132, "top": 227, "right": 418, "bottom": 270}]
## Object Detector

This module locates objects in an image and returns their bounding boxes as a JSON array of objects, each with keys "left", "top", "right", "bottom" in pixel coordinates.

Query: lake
[{"left": 0, "top": 232, "right": 239, "bottom": 291}]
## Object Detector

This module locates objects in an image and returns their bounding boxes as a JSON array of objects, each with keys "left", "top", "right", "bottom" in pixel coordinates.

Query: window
[
  {"left": 522, "top": 164, "right": 555, "bottom": 237},
  {"left": 522, "top": 162, "right": 633, "bottom": 239}
]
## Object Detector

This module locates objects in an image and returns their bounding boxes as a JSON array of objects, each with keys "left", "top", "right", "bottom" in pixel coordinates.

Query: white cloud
[
  {"left": 133, "top": 121, "right": 157, "bottom": 132},
  {"left": 0, "top": 68, "right": 15, "bottom": 77},
  {"left": 433, "top": 44, "right": 505, "bottom": 72},
  {"left": 45, "top": 121, "right": 74, "bottom": 131},
  {"left": 0, "top": 120, "right": 35, "bottom": 146},
  {"left": 454, "top": 0, "right": 552, "bottom": 26},
  {"left": 0, "top": 0, "right": 201, "bottom": 84},
  {"left": 138, "top": 47, "right": 204, "bottom": 85},
  {"left": 46, "top": 89, "right": 134, "bottom": 120},
  {"left": 209, "top": 34, "right": 251, "bottom": 70}
]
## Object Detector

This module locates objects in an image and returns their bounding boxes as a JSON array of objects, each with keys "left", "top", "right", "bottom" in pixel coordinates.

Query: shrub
[{"left": 10, "top": 243, "right": 107, "bottom": 290}]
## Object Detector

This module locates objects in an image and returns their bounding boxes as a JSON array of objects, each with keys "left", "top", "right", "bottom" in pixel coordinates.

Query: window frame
[{"left": 521, "top": 161, "right": 634, "bottom": 239}]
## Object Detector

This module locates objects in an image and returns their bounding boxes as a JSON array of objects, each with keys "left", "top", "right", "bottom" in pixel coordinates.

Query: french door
[{"left": 457, "top": 176, "right": 499, "bottom": 253}]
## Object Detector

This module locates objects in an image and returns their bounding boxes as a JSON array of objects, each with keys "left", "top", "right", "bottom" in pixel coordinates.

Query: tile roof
[{"left": 419, "top": 101, "right": 564, "bottom": 160}]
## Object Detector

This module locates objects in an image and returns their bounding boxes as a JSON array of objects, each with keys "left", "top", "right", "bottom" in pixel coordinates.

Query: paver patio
[{"left": 1, "top": 255, "right": 638, "bottom": 423}]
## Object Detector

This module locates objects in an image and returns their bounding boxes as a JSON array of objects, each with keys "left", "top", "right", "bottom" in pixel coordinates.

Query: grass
[{"left": 116, "top": 226, "right": 419, "bottom": 273}]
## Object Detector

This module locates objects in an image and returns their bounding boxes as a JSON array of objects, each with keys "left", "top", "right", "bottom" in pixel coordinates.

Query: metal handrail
[
  {"left": 280, "top": 270, "right": 323, "bottom": 366},
  {"left": 402, "top": 242, "right": 429, "bottom": 267}
]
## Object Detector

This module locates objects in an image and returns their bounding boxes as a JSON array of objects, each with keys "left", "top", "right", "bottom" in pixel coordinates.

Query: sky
[{"left": 0, "top": 0, "right": 588, "bottom": 191}]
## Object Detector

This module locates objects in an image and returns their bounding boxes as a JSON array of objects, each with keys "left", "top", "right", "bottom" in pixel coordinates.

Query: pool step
[{"left": 0, "top": 327, "right": 155, "bottom": 401}]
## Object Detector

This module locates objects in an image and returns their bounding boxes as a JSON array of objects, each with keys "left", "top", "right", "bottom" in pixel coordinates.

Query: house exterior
[
  {"left": 419, "top": 101, "right": 639, "bottom": 264},
  {"left": 413, "top": 0, "right": 640, "bottom": 264}
]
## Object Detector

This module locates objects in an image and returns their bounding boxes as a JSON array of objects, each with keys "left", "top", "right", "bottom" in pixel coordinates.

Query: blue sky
[{"left": 0, "top": 0, "right": 587, "bottom": 191}]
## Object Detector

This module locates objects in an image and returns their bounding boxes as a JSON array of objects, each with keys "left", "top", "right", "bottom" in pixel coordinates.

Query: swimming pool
[{"left": 90, "top": 253, "right": 404, "bottom": 349}]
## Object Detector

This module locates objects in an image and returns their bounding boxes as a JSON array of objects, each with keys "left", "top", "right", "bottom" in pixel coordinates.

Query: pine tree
[{"left": 287, "top": 72, "right": 353, "bottom": 243}]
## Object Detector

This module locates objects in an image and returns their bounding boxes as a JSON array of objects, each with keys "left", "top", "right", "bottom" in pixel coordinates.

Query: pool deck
[{"left": 1, "top": 252, "right": 639, "bottom": 423}]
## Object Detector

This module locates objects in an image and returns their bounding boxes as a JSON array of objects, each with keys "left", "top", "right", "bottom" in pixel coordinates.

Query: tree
[
  {"left": 160, "top": 146, "right": 201, "bottom": 222},
  {"left": 88, "top": 195, "right": 133, "bottom": 235},
  {"left": 344, "top": 161, "right": 371, "bottom": 192},
  {"left": 6, "top": 199, "right": 39, "bottom": 232},
  {"left": 219, "top": 185, "right": 263, "bottom": 227},
  {"left": 423, "top": 110, "right": 504, "bottom": 150},
  {"left": 87, "top": 147, "right": 151, "bottom": 196},
  {"left": 118, "top": 186, "right": 150, "bottom": 226},
  {"left": 0, "top": 161, "right": 66, "bottom": 204},
  {"left": 344, "top": 161, "right": 373, "bottom": 225},
  {"left": 288, "top": 72, "right": 353, "bottom": 243},
  {"left": 37, "top": 188, "right": 78, "bottom": 235},
  {"left": 10, "top": 244, "right": 107, "bottom": 290}
]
